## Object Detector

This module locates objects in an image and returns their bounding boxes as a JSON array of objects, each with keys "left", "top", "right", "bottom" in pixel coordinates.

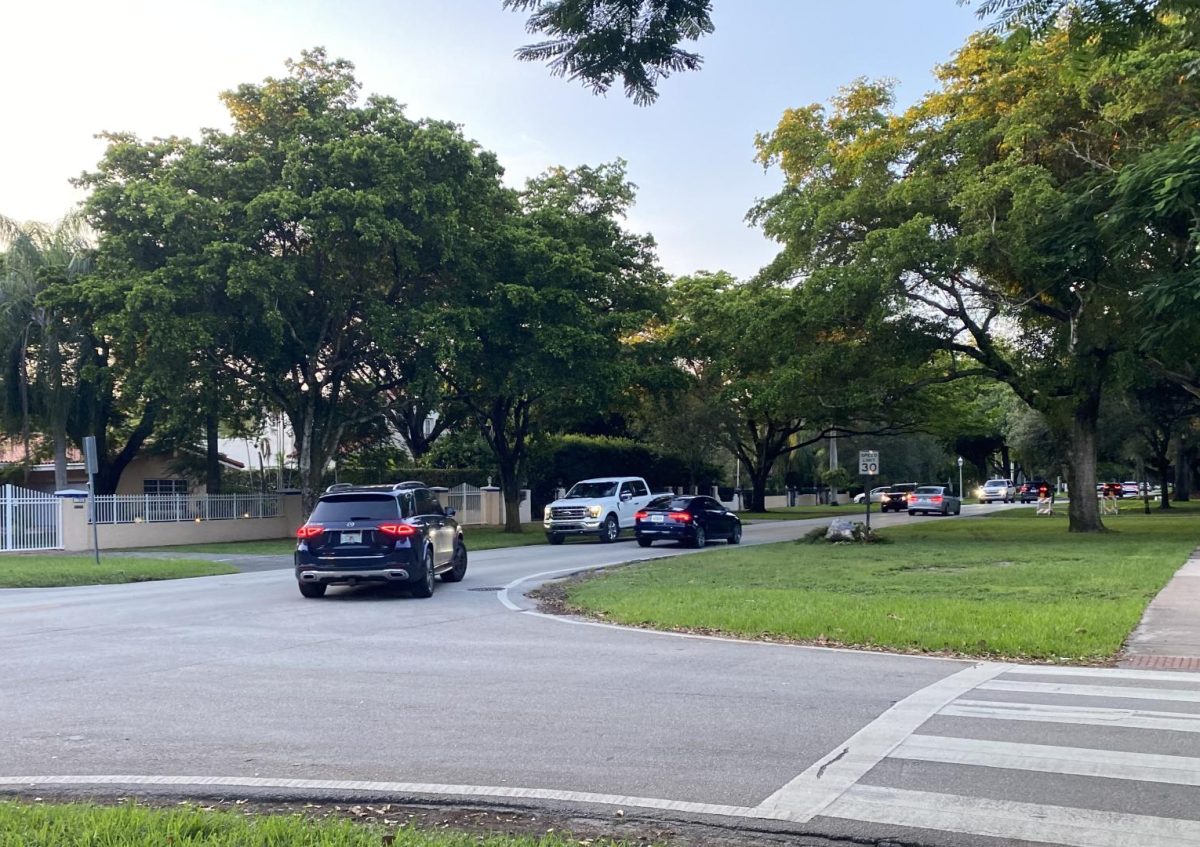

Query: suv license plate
[{"left": 341, "top": 531, "right": 362, "bottom": 544}]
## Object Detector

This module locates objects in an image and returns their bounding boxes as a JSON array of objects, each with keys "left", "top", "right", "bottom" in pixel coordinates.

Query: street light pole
[{"left": 957, "top": 456, "right": 964, "bottom": 499}]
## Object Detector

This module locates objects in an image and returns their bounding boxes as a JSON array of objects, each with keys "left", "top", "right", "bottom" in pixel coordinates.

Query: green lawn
[
  {"left": 0, "top": 555, "right": 237, "bottom": 588},
  {"left": 563, "top": 507, "right": 1200, "bottom": 662},
  {"left": 142, "top": 524, "right": 551, "bottom": 557},
  {"left": 0, "top": 801, "right": 630, "bottom": 847}
]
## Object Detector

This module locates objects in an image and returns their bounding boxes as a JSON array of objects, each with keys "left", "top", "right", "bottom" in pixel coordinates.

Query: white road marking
[
  {"left": 823, "top": 785, "right": 1200, "bottom": 847},
  {"left": 753, "top": 662, "right": 1012, "bottom": 822},
  {"left": 980, "top": 679, "right": 1200, "bottom": 703},
  {"left": 1005, "top": 666, "right": 1200, "bottom": 684},
  {"left": 942, "top": 699, "right": 1200, "bottom": 733},
  {"left": 893, "top": 734, "right": 1200, "bottom": 786},
  {"left": 0, "top": 774, "right": 757, "bottom": 820}
]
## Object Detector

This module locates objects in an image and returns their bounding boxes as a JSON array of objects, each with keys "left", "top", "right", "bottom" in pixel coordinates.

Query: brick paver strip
[{"left": 1120, "top": 655, "right": 1200, "bottom": 672}]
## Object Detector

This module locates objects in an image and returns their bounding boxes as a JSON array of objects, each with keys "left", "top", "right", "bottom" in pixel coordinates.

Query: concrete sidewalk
[{"left": 1120, "top": 550, "right": 1200, "bottom": 671}]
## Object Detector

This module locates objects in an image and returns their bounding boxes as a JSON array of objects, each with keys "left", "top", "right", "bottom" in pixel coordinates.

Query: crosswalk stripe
[
  {"left": 942, "top": 698, "right": 1200, "bottom": 733},
  {"left": 893, "top": 734, "right": 1200, "bottom": 786},
  {"left": 824, "top": 785, "right": 1200, "bottom": 847},
  {"left": 1006, "top": 666, "right": 1200, "bottom": 685},
  {"left": 980, "top": 679, "right": 1200, "bottom": 703}
]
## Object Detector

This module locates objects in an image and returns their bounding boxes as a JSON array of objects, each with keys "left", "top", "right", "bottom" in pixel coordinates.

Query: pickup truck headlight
[
  {"left": 588, "top": 505, "right": 602, "bottom": 518},
  {"left": 544, "top": 506, "right": 552, "bottom": 519}
]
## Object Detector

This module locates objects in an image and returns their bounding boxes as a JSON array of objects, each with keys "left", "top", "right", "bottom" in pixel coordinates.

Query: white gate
[
  {"left": 0, "top": 484, "right": 63, "bottom": 551},
  {"left": 445, "top": 483, "right": 483, "bottom": 525}
]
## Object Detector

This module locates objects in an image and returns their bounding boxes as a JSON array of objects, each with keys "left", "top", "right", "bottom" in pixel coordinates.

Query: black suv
[{"left": 294, "top": 482, "right": 467, "bottom": 599}]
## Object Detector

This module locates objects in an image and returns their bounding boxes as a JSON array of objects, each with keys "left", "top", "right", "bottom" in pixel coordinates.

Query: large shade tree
[
  {"left": 444, "top": 162, "right": 666, "bottom": 531},
  {"left": 752, "top": 5, "right": 1198, "bottom": 531},
  {"left": 80, "top": 50, "right": 509, "bottom": 507}
]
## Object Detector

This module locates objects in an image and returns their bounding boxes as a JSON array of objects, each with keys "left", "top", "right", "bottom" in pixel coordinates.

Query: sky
[{"left": 3, "top": 0, "right": 985, "bottom": 280}]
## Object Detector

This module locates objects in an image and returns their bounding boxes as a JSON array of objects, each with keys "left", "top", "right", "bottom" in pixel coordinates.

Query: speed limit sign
[{"left": 859, "top": 450, "right": 879, "bottom": 476}]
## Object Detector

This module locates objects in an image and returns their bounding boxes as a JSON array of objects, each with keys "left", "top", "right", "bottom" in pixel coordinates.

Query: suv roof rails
[
  {"left": 391, "top": 481, "right": 426, "bottom": 490},
  {"left": 324, "top": 482, "right": 355, "bottom": 493}
]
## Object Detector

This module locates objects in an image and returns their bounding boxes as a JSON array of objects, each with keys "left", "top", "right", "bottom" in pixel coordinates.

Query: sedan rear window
[
  {"left": 309, "top": 495, "right": 399, "bottom": 522},
  {"left": 914, "top": 487, "right": 944, "bottom": 494}
]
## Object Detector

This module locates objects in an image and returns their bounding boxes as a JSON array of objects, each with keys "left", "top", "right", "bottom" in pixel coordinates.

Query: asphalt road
[{"left": 2, "top": 504, "right": 1199, "bottom": 847}]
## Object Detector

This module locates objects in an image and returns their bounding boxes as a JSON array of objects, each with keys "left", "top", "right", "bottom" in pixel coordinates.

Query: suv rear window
[{"left": 309, "top": 495, "right": 399, "bottom": 522}]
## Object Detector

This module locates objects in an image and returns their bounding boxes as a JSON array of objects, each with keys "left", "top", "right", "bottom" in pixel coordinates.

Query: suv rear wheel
[
  {"left": 298, "top": 581, "right": 326, "bottom": 599},
  {"left": 410, "top": 548, "right": 435, "bottom": 598}
]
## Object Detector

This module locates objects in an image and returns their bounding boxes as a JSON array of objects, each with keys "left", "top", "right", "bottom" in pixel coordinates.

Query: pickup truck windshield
[{"left": 565, "top": 481, "right": 618, "bottom": 498}]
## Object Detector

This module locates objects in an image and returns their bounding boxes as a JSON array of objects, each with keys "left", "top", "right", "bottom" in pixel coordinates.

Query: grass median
[
  {"left": 0, "top": 555, "right": 236, "bottom": 588},
  {"left": 0, "top": 801, "right": 630, "bottom": 847},
  {"left": 561, "top": 505, "right": 1200, "bottom": 662}
]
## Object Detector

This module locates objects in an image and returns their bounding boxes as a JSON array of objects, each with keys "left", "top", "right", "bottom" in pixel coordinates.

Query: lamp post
[{"left": 957, "top": 456, "right": 964, "bottom": 499}]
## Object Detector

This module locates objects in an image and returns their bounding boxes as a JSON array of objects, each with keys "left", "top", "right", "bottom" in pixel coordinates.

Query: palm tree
[{"left": 0, "top": 213, "right": 93, "bottom": 490}]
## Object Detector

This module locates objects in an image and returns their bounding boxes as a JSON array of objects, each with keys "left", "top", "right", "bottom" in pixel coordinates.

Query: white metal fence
[
  {"left": 444, "top": 483, "right": 483, "bottom": 525},
  {"left": 90, "top": 493, "right": 281, "bottom": 525},
  {"left": 0, "top": 485, "right": 63, "bottom": 551}
]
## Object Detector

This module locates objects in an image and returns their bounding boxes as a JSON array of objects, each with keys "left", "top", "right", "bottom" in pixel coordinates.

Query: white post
[{"left": 4, "top": 485, "right": 13, "bottom": 552}]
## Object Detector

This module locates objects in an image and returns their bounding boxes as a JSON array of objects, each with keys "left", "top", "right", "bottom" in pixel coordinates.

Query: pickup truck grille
[{"left": 550, "top": 506, "right": 589, "bottom": 520}]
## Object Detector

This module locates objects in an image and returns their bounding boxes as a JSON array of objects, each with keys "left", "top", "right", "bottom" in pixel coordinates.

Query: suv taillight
[
  {"left": 377, "top": 523, "right": 417, "bottom": 537},
  {"left": 296, "top": 525, "right": 324, "bottom": 539}
]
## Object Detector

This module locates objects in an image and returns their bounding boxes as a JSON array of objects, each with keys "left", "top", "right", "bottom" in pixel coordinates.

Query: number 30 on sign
[{"left": 859, "top": 451, "right": 879, "bottom": 476}]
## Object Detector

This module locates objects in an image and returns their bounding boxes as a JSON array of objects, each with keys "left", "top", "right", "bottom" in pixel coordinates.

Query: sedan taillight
[
  {"left": 635, "top": 511, "right": 648, "bottom": 520},
  {"left": 668, "top": 511, "right": 693, "bottom": 523}
]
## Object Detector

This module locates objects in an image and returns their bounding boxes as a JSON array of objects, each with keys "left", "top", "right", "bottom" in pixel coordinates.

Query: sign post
[
  {"left": 83, "top": 436, "right": 100, "bottom": 565},
  {"left": 859, "top": 450, "right": 879, "bottom": 530}
]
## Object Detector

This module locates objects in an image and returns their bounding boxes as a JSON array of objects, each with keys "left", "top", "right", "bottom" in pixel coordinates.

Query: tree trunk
[
  {"left": 1064, "top": 407, "right": 1105, "bottom": 533},
  {"left": 1175, "top": 440, "right": 1194, "bottom": 502},
  {"left": 205, "top": 412, "right": 222, "bottom": 495},
  {"left": 51, "top": 424, "right": 68, "bottom": 492},
  {"left": 748, "top": 463, "right": 771, "bottom": 513},
  {"left": 1156, "top": 457, "right": 1172, "bottom": 510},
  {"left": 499, "top": 459, "right": 523, "bottom": 532}
]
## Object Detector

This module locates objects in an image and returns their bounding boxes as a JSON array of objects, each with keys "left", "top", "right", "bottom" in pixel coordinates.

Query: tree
[
  {"left": 752, "top": 8, "right": 1197, "bottom": 531},
  {"left": 80, "top": 49, "right": 508, "bottom": 508},
  {"left": 444, "top": 162, "right": 666, "bottom": 531},
  {"left": 0, "top": 214, "right": 93, "bottom": 491},
  {"left": 1126, "top": 377, "right": 1200, "bottom": 509},
  {"left": 503, "top": 0, "right": 714, "bottom": 104},
  {"left": 663, "top": 271, "right": 944, "bottom": 512}
]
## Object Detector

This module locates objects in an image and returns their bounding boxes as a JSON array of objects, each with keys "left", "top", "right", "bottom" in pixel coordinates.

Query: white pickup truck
[{"left": 543, "top": 476, "right": 654, "bottom": 544}]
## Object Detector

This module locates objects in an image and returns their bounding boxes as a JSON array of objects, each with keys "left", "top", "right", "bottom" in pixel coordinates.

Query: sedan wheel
[
  {"left": 691, "top": 526, "right": 706, "bottom": 548},
  {"left": 728, "top": 523, "right": 742, "bottom": 544}
]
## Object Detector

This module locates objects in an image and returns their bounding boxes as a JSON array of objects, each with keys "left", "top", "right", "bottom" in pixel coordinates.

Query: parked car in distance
[
  {"left": 542, "top": 476, "right": 654, "bottom": 544},
  {"left": 979, "top": 478, "right": 1016, "bottom": 503},
  {"left": 854, "top": 486, "right": 890, "bottom": 505},
  {"left": 1122, "top": 481, "right": 1145, "bottom": 498},
  {"left": 293, "top": 482, "right": 466, "bottom": 599},
  {"left": 1098, "top": 482, "right": 1123, "bottom": 498},
  {"left": 634, "top": 494, "right": 742, "bottom": 548},
  {"left": 908, "top": 485, "right": 962, "bottom": 516},
  {"left": 1018, "top": 479, "right": 1053, "bottom": 503},
  {"left": 879, "top": 483, "right": 919, "bottom": 513}
]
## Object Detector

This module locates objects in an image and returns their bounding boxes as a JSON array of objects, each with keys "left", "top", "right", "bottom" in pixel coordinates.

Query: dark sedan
[{"left": 634, "top": 495, "right": 742, "bottom": 548}]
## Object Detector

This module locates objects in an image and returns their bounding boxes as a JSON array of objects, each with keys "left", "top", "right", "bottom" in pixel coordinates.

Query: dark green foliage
[{"left": 504, "top": 0, "right": 714, "bottom": 104}]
